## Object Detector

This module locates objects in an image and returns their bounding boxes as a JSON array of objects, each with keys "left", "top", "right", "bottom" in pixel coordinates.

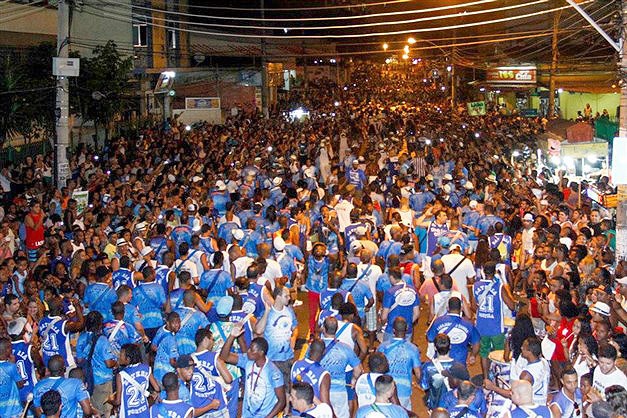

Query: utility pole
[
  {"left": 616, "top": 0, "right": 627, "bottom": 261},
  {"left": 260, "top": 0, "right": 269, "bottom": 118},
  {"left": 54, "top": 0, "right": 71, "bottom": 188},
  {"left": 548, "top": 10, "right": 561, "bottom": 119}
]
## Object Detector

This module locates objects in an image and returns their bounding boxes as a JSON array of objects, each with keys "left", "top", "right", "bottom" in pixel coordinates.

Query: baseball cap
[
  {"left": 590, "top": 302, "right": 611, "bottom": 317},
  {"left": 187, "top": 204, "right": 196, "bottom": 212},
  {"left": 216, "top": 296, "right": 234, "bottom": 317},
  {"left": 450, "top": 243, "right": 462, "bottom": 252},
  {"left": 232, "top": 229, "right": 244, "bottom": 241},
  {"left": 175, "top": 354, "right": 195, "bottom": 369},
  {"left": 273, "top": 237, "right": 286, "bottom": 252},
  {"left": 469, "top": 200, "right": 478, "bottom": 209},
  {"left": 438, "top": 236, "right": 451, "bottom": 248},
  {"left": 215, "top": 180, "right": 227, "bottom": 191},
  {"left": 523, "top": 213, "right": 534, "bottom": 222},
  {"left": 442, "top": 362, "right": 470, "bottom": 381},
  {"left": 464, "top": 181, "right": 474, "bottom": 190},
  {"left": 616, "top": 275, "right": 627, "bottom": 286}
]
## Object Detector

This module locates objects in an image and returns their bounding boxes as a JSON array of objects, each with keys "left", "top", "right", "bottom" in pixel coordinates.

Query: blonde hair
[{"left": 579, "top": 255, "right": 596, "bottom": 278}]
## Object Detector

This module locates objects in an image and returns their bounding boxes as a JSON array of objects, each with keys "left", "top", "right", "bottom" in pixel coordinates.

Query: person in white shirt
[
  {"left": 591, "top": 343, "right": 627, "bottom": 401},
  {"left": 440, "top": 244, "right": 475, "bottom": 301},
  {"left": 355, "top": 352, "right": 389, "bottom": 408},
  {"left": 290, "top": 382, "right": 333, "bottom": 418},
  {"left": 259, "top": 243, "right": 282, "bottom": 287}
]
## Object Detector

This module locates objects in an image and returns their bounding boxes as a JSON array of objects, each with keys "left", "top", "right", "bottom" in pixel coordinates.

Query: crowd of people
[{"left": 0, "top": 63, "right": 624, "bottom": 418}]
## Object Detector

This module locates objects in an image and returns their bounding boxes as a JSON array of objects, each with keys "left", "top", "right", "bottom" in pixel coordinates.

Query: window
[
  {"left": 133, "top": 24, "right": 147, "bottom": 47},
  {"left": 167, "top": 29, "right": 177, "bottom": 49}
]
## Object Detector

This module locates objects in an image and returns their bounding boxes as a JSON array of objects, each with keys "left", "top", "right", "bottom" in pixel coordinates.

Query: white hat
[
  {"left": 215, "top": 180, "right": 227, "bottom": 191},
  {"left": 590, "top": 302, "right": 611, "bottom": 317},
  {"left": 486, "top": 174, "right": 497, "bottom": 183},
  {"left": 450, "top": 243, "right": 462, "bottom": 252},
  {"left": 304, "top": 167, "right": 316, "bottom": 178},
  {"left": 426, "top": 174, "right": 434, "bottom": 181},
  {"left": 192, "top": 176, "right": 203, "bottom": 183},
  {"left": 141, "top": 246, "right": 154, "bottom": 257},
  {"left": 273, "top": 236, "right": 286, "bottom": 251},
  {"left": 135, "top": 221, "right": 148, "bottom": 231},
  {"left": 350, "top": 240, "right": 363, "bottom": 253},
  {"left": 116, "top": 238, "right": 128, "bottom": 246},
  {"left": 443, "top": 184, "right": 452, "bottom": 194},
  {"left": 272, "top": 177, "right": 282, "bottom": 186},
  {"left": 232, "top": 229, "right": 244, "bottom": 241},
  {"left": 167, "top": 174, "right": 176, "bottom": 183},
  {"left": 523, "top": 213, "right": 535, "bottom": 221},
  {"left": 469, "top": 200, "right": 478, "bottom": 209},
  {"left": 352, "top": 159, "right": 359, "bottom": 165},
  {"left": 358, "top": 156, "right": 365, "bottom": 163},
  {"left": 616, "top": 275, "right": 627, "bottom": 286},
  {"left": 187, "top": 204, "right": 196, "bottom": 212},
  {"left": 540, "top": 199, "right": 549, "bottom": 206},
  {"left": 444, "top": 173, "right": 453, "bottom": 181},
  {"left": 464, "top": 181, "right": 474, "bottom": 190},
  {"left": 355, "top": 226, "right": 367, "bottom": 236}
]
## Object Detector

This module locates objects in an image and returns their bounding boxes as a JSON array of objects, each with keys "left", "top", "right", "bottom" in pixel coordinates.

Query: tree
[
  {"left": 73, "top": 41, "right": 134, "bottom": 142},
  {"left": 0, "top": 44, "right": 56, "bottom": 144}
]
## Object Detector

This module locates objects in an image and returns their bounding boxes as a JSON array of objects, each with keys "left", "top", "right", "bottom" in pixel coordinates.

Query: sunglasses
[{"left": 573, "top": 402, "right": 581, "bottom": 417}]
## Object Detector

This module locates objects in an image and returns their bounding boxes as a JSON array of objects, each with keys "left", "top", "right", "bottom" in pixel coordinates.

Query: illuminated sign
[{"left": 486, "top": 66, "right": 537, "bottom": 84}]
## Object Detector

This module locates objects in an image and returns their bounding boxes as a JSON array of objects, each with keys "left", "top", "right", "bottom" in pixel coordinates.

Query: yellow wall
[{"left": 558, "top": 92, "right": 620, "bottom": 121}]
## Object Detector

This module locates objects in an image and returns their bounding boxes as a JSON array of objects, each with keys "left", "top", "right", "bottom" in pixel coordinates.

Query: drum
[
  {"left": 486, "top": 397, "right": 512, "bottom": 418},
  {"left": 488, "top": 350, "right": 511, "bottom": 389}
]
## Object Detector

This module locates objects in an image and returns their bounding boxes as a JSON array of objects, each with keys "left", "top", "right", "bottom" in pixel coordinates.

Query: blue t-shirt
[
  {"left": 112, "top": 268, "right": 134, "bottom": 289},
  {"left": 190, "top": 363, "right": 227, "bottom": 412},
  {"left": 264, "top": 306, "right": 297, "bottom": 362},
  {"left": 307, "top": 257, "right": 329, "bottom": 293},
  {"left": 12, "top": 340, "right": 37, "bottom": 403},
  {"left": 340, "top": 278, "right": 373, "bottom": 318},
  {"left": 103, "top": 320, "right": 142, "bottom": 356},
  {"left": 382, "top": 283, "right": 419, "bottom": 334},
  {"left": 377, "top": 339, "right": 421, "bottom": 399},
  {"left": 356, "top": 402, "right": 409, "bottom": 418},
  {"left": 0, "top": 360, "right": 22, "bottom": 418},
  {"left": 290, "top": 359, "right": 329, "bottom": 401},
  {"left": 511, "top": 405, "right": 552, "bottom": 418},
  {"left": 84, "top": 282, "right": 118, "bottom": 321},
  {"left": 175, "top": 307, "right": 209, "bottom": 355},
  {"left": 33, "top": 377, "right": 89, "bottom": 418},
  {"left": 549, "top": 388, "right": 583, "bottom": 418},
  {"left": 153, "top": 327, "right": 178, "bottom": 384},
  {"left": 199, "top": 269, "right": 233, "bottom": 303},
  {"left": 39, "top": 316, "right": 75, "bottom": 368},
  {"left": 76, "top": 332, "right": 116, "bottom": 385},
  {"left": 426, "top": 314, "right": 480, "bottom": 364},
  {"left": 237, "top": 355, "right": 284, "bottom": 418},
  {"left": 439, "top": 387, "right": 487, "bottom": 416},
  {"left": 150, "top": 399, "right": 193, "bottom": 418},
  {"left": 319, "top": 337, "right": 361, "bottom": 393},
  {"left": 473, "top": 279, "right": 504, "bottom": 336},
  {"left": 448, "top": 404, "right": 482, "bottom": 418},
  {"left": 319, "top": 288, "right": 349, "bottom": 311},
  {"left": 133, "top": 282, "right": 167, "bottom": 329}
]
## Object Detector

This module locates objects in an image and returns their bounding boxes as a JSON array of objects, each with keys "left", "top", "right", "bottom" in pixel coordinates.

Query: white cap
[
  {"left": 7, "top": 317, "right": 27, "bottom": 336},
  {"left": 116, "top": 238, "right": 128, "bottom": 246},
  {"left": 272, "top": 177, "right": 282, "bottom": 186},
  {"left": 443, "top": 184, "right": 451, "bottom": 194},
  {"left": 135, "top": 221, "right": 148, "bottom": 231},
  {"left": 464, "top": 181, "right": 474, "bottom": 190},
  {"left": 304, "top": 167, "right": 316, "bottom": 178},
  {"left": 232, "top": 229, "right": 244, "bottom": 241},
  {"left": 216, "top": 180, "right": 227, "bottom": 191},
  {"left": 469, "top": 200, "right": 478, "bottom": 209},
  {"left": 358, "top": 156, "right": 365, "bottom": 162},
  {"left": 350, "top": 240, "right": 363, "bottom": 253},
  {"left": 273, "top": 236, "right": 286, "bottom": 251},
  {"left": 188, "top": 204, "right": 196, "bottom": 212},
  {"left": 355, "top": 226, "right": 367, "bottom": 236},
  {"left": 450, "top": 243, "right": 462, "bottom": 252},
  {"left": 167, "top": 174, "right": 176, "bottom": 183},
  {"left": 523, "top": 213, "right": 534, "bottom": 221},
  {"left": 444, "top": 173, "right": 453, "bottom": 181},
  {"left": 426, "top": 174, "right": 434, "bottom": 181},
  {"left": 192, "top": 176, "right": 203, "bottom": 183}
]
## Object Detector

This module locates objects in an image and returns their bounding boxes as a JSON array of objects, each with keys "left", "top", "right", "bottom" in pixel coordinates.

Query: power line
[
  {"left": 81, "top": 2, "right": 588, "bottom": 39},
  {"left": 101, "top": 0, "right": 498, "bottom": 23},
  {"left": 100, "top": 0, "right": 547, "bottom": 32}
]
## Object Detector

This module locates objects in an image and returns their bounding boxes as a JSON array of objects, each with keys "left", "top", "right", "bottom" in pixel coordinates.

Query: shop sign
[
  {"left": 487, "top": 66, "right": 537, "bottom": 84},
  {"left": 467, "top": 101, "right": 486, "bottom": 116}
]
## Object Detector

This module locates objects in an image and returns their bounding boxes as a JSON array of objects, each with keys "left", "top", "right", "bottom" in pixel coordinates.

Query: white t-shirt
[
  {"left": 440, "top": 253, "right": 475, "bottom": 301},
  {"left": 172, "top": 258, "right": 198, "bottom": 287},
  {"left": 593, "top": 366, "right": 627, "bottom": 399},
  {"left": 262, "top": 258, "right": 283, "bottom": 286},
  {"left": 334, "top": 200, "right": 354, "bottom": 233},
  {"left": 232, "top": 256, "right": 254, "bottom": 279},
  {"left": 355, "top": 372, "right": 383, "bottom": 408},
  {"left": 357, "top": 262, "right": 382, "bottom": 301},
  {"left": 301, "top": 403, "right": 333, "bottom": 418}
]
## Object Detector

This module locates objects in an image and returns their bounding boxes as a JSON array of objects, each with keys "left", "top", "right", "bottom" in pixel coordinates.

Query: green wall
[{"left": 558, "top": 91, "right": 619, "bottom": 121}]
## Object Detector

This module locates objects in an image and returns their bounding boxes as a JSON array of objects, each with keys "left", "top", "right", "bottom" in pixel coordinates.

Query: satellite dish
[{"left": 193, "top": 54, "right": 206, "bottom": 64}]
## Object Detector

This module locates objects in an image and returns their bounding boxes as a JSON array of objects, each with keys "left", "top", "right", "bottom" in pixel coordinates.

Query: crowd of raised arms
[{"left": 0, "top": 63, "right": 624, "bottom": 418}]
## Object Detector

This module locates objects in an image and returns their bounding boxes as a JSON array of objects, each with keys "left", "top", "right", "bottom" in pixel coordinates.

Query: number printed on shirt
[{"left": 479, "top": 294, "right": 494, "bottom": 313}]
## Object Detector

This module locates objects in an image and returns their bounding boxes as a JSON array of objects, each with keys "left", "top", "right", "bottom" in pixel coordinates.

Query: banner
[
  {"left": 486, "top": 66, "right": 537, "bottom": 84},
  {"left": 185, "top": 97, "right": 220, "bottom": 110},
  {"left": 467, "top": 101, "right": 486, "bottom": 116},
  {"left": 72, "top": 190, "right": 89, "bottom": 215}
]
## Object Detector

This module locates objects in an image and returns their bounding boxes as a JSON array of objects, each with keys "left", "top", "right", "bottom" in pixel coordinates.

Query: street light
[
  {"left": 403, "top": 45, "right": 410, "bottom": 54},
  {"left": 408, "top": 37, "right": 416, "bottom": 44},
  {"left": 382, "top": 43, "right": 389, "bottom": 51},
  {"left": 402, "top": 53, "right": 409, "bottom": 60}
]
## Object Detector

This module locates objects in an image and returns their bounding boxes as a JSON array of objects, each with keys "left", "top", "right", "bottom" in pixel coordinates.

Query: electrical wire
[
  {"left": 0, "top": 86, "right": 55, "bottom": 96},
  {"left": 100, "top": 0, "right": 499, "bottom": 23},
  {"left": 99, "top": 0, "right": 547, "bottom": 31},
  {"left": 0, "top": 1, "right": 47, "bottom": 23},
  {"left": 81, "top": 2, "right": 590, "bottom": 39},
  {"left": 182, "top": 0, "right": 416, "bottom": 12}
]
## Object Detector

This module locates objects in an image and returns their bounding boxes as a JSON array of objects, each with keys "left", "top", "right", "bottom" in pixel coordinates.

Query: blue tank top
[
  {"left": 473, "top": 279, "right": 504, "bottom": 336},
  {"left": 39, "top": 316, "right": 75, "bottom": 368},
  {"left": 155, "top": 265, "right": 171, "bottom": 296},
  {"left": 120, "top": 363, "right": 150, "bottom": 417},
  {"left": 291, "top": 359, "right": 328, "bottom": 400},
  {"left": 12, "top": 340, "right": 37, "bottom": 402},
  {"left": 150, "top": 236, "right": 169, "bottom": 263},
  {"left": 427, "top": 221, "right": 449, "bottom": 256},
  {"left": 112, "top": 268, "right": 134, "bottom": 289}
]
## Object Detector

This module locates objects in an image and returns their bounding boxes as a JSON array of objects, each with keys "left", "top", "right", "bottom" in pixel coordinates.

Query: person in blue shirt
[
  {"left": 306, "top": 242, "right": 330, "bottom": 333},
  {"left": 381, "top": 268, "right": 420, "bottom": 343},
  {"left": 319, "top": 273, "right": 353, "bottom": 311},
  {"left": 117, "top": 285, "right": 147, "bottom": 342},
  {"left": 421, "top": 334, "right": 458, "bottom": 410},
  {"left": 447, "top": 380, "right": 482, "bottom": 418},
  {"left": 355, "top": 374, "right": 409, "bottom": 418},
  {"left": 152, "top": 312, "right": 181, "bottom": 388},
  {"left": 199, "top": 252, "right": 233, "bottom": 305},
  {"left": 426, "top": 297, "right": 480, "bottom": 364},
  {"left": 112, "top": 256, "right": 135, "bottom": 289},
  {"left": 476, "top": 203, "right": 505, "bottom": 236},
  {"left": 255, "top": 284, "right": 298, "bottom": 392},
  {"left": 0, "top": 336, "right": 24, "bottom": 418},
  {"left": 319, "top": 317, "right": 363, "bottom": 418},
  {"left": 150, "top": 372, "right": 194, "bottom": 418},
  {"left": 290, "top": 339, "right": 331, "bottom": 406},
  {"left": 339, "top": 263, "right": 374, "bottom": 324},
  {"left": 133, "top": 266, "right": 169, "bottom": 341},
  {"left": 76, "top": 311, "right": 118, "bottom": 417},
  {"left": 174, "top": 289, "right": 209, "bottom": 355},
  {"left": 507, "top": 380, "right": 553, "bottom": 418},
  {"left": 39, "top": 389, "right": 62, "bottom": 418},
  {"left": 39, "top": 296, "right": 84, "bottom": 369},
  {"left": 33, "top": 355, "right": 95, "bottom": 418},
  {"left": 438, "top": 363, "right": 487, "bottom": 416},
  {"left": 83, "top": 266, "right": 118, "bottom": 322},
  {"left": 103, "top": 301, "right": 143, "bottom": 357},
  {"left": 219, "top": 328, "right": 286, "bottom": 418},
  {"left": 377, "top": 318, "right": 421, "bottom": 410},
  {"left": 377, "top": 227, "right": 403, "bottom": 266},
  {"left": 549, "top": 367, "right": 583, "bottom": 418},
  {"left": 9, "top": 319, "right": 44, "bottom": 404},
  {"left": 113, "top": 343, "right": 160, "bottom": 418},
  {"left": 346, "top": 159, "right": 367, "bottom": 190}
]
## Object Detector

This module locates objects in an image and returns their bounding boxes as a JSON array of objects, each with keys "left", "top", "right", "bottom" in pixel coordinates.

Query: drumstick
[{"left": 20, "top": 393, "right": 34, "bottom": 418}]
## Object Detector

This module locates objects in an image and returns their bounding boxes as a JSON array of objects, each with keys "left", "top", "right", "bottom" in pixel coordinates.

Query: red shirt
[
  {"left": 25, "top": 211, "right": 44, "bottom": 249},
  {"left": 552, "top": 317, "right": 575, "bottom": 362}
]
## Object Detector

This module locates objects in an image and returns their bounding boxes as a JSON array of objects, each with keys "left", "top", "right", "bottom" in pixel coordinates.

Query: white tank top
[{"left": 433, "top": 290, "right": 462, "bottom": 319}]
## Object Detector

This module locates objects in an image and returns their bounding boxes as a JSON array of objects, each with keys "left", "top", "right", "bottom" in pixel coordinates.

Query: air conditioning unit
[{"left": 52, "top": 58, "right": 80, "bottom": 77}]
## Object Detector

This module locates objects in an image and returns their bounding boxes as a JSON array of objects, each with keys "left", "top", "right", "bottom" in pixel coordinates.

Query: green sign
[{"left": 467, "top": 101, "right": 486, "bottom": 116}]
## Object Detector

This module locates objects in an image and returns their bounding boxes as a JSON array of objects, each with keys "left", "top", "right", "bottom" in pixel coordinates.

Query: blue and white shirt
[
  {"left": 133, "top": 281, "right": 167, "bottom": 329},
  {"left": 39, "top": 315, "right": 75, "bottom": 368},
  {"left": 355, "top": 402, "right": 409, "bottom": 418},
  {"left": 0, "top": 360, "right": 22, "bottom": 418},
  {"left": 291, "top": 358, "right": 330, "bottom": 401},
  {"left": 377, "top": 338, "right": 421, "bottom": 400},
  {"left": 11, "top": 340, "right": 37, "bottom": 403},
  {"left": 382, "top": 283, "right": 419, "bottom": 334},
  {"left": 76, "top": 332, "right": 116, "bottom": 385},
  {"left": 174, "top": 307, "right": 209, "bottom": 355},
  {"left": 426, "top": 314, "right": 480, "bottom": 364},
  {"left": 150, "top": 399, "right": 193, "bottom": 418},
  {"left": 237, "top": 355, "right": 284, "bottom": 418},
  {"left": 119, "top": 363, "right": 151, "bottom": 417},
  {"left": 319, "top": 337, "right": 361, "bottom": 394},
  {"left": 264, "top": 306, "right": 297, "bottom": 362},
  {"left": 33, "top": 377, "right": 89, "bottom": 418}
]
